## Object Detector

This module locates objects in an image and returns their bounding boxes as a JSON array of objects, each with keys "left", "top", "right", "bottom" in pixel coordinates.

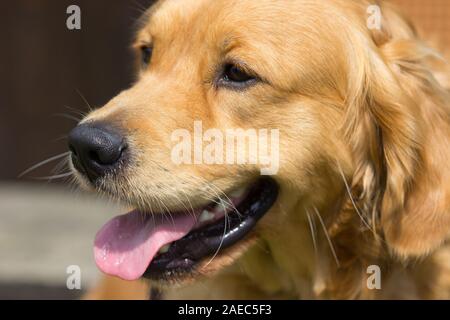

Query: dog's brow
[{"left": 221, "top": 37, "right": 241, "bottom": 55}]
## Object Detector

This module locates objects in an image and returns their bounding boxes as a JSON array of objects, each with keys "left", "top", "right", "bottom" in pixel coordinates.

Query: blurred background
[{"left": 0, "top": 0, "right": 448, "bottom": 299}]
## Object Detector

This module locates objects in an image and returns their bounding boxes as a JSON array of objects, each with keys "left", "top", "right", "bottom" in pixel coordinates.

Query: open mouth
[{"left": 93, "top": 177, "right": 278, "bottom": 281}]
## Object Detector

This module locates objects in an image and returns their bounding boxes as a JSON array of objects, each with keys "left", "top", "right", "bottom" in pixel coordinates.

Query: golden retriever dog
[{"left": 68, "top": 0, "right": 450, "bottom": 299}]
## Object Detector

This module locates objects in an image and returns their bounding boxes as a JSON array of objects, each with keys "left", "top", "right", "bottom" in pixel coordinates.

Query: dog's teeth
[
  {"left": 199, "top": 210, "right": 215, "bottom": 223},
  {"left": 215, "top": 202, "right": 232, "bottom": 214},
  {"left": 158, "top": 244, "right": 171, "bottom": 254},
  {"left": 230, "top": 187, "right": 246, "bottom": 199}
]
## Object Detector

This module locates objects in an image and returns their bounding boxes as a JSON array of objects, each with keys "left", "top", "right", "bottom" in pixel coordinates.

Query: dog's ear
[{"left": 344, "top": 3, "right": 450, "bottom": 258}]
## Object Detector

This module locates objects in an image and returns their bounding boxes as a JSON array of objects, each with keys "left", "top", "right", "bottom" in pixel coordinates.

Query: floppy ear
[{"left": 344, "top": 3, "right": 450, "bottom": 258}]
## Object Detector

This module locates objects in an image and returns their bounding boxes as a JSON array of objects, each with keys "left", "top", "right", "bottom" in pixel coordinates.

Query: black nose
[{"left": 68, "top": 123, "right": 127, "bottom": 182}]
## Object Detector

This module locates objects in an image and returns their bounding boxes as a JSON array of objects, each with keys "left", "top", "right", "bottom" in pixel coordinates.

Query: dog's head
[{"left": 69, "top": 0, "right": 450, "bottom": 287}]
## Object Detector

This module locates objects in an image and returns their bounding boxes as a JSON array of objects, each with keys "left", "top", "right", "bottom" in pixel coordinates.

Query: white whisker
[
  {"left": 306, "top": 209, "right": 318, "bottom": 256},
  {"left": 19, "top": 152, "right": 71, "bottom": 178},
  {"left": 313, "top": 206, "right": 340, "bottom": 268},
  {"left": 75, "top": 89, "right": 93, "bottom": 112},
  {"left": 203, "top": 192, "right": 229, "bottom": 269},
  {"left": 64, "top": 105, "right": 87, "bottom": 119},
  {"left": 33, "top": 172, "right": 74, "bottom": 180},
  {"left": 336, "top": 162, "right": 373, "bottom": 230},
  {"left": 52, "top": 113, "right": 81, "bottom": 123}
]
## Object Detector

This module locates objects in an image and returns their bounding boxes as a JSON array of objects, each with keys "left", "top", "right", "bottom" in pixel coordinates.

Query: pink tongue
[{"left": 94, "top": 210, "right": 198, "bottom": 281}]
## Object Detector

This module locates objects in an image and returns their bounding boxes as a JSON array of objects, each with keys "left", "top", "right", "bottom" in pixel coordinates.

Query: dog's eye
[
  {"left": 219, "top": 63, "right": 257, "bottom": 89},
  {"left": 140, "top": 45, "right": 153, "bottom": 67}
]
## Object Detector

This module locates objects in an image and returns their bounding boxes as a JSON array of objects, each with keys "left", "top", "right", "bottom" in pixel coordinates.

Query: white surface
[{"left": 0, "top": 182, "right": 125, "bottom": 289}]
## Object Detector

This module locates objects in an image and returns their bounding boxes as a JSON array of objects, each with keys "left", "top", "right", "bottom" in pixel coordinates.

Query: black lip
[{"left": 143, "top": 177, "right": 279, "bottom": 280}]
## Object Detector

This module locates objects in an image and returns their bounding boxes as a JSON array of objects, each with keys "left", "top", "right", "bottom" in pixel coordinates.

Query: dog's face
[
  {"left": 69, "top": 0, "right": 450, "bottom": 289},
  {"left": 69, "top": 0, "right": 351, "bottom": 284}
]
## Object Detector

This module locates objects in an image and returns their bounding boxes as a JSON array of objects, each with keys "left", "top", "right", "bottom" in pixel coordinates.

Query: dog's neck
[{"left": 231, "top": 189, "right": 353, "bottom": 299}]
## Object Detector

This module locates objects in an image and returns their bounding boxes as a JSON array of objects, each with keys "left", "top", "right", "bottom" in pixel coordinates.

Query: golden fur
[{"left": 81, "top": 0, "right": 450, "bottom": 299}]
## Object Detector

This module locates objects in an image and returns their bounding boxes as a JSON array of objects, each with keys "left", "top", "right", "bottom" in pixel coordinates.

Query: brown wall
[
  {"left": 394, "top": 0, "right": 450, "bottom": 46},
  {"left": 0, "top": 0, "right": 448, "bottom": 181},
  {"left": 0, "top": 0, "right": 154, "bottom": 180}
]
